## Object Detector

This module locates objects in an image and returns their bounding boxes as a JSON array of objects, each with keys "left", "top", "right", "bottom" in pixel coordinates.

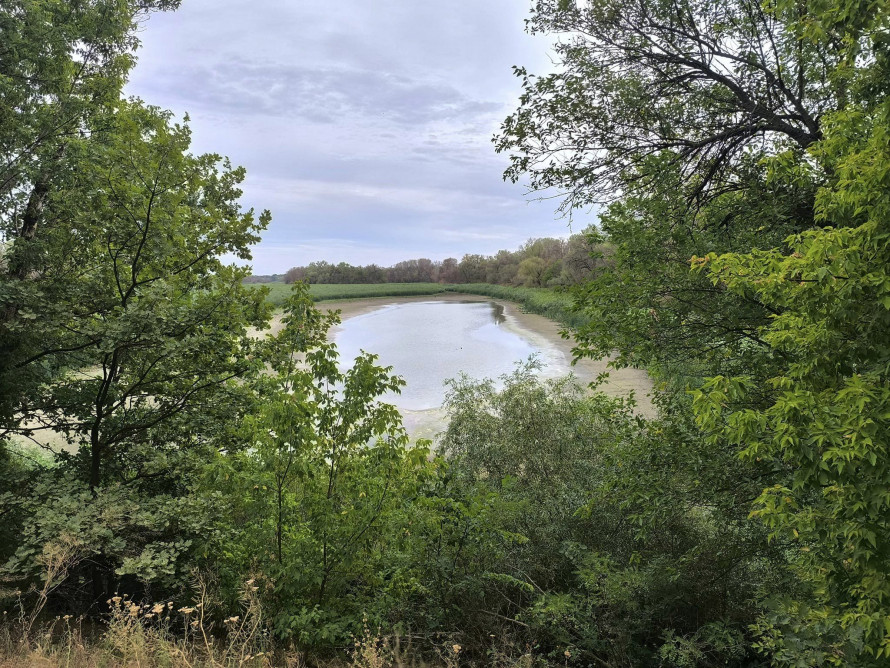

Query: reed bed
[{"left": 253, "top": 282, "right": 586, "bottom": 329}]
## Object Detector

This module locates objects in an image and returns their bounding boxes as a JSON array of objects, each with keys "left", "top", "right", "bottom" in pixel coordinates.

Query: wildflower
[
  {"left": 564, "top": 650, "right": 571, "bottom": 658},
  {"left": 152, "top": 603, "right": 164, "bottom": 614},
  {"left": 178, "top": 607, "right": 196, "bottom": 614},
  {"left": 452, "top": 644, "right": 461, "bottom": 654},
  {"left": 111, "top": 596, "right": 122, "bottom": 603}
]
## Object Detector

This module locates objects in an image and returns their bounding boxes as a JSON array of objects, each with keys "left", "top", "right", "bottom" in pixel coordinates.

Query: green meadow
[{"left": 258, "top": 281, "right": 447, "bottom": 305}]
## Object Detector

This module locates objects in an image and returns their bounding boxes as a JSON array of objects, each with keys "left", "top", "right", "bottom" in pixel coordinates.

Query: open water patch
[{"left": 333, "top": 300, "right": 557, "bottom": 413}]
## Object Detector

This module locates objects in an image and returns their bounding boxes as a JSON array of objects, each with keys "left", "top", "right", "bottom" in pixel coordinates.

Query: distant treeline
[
  {"left": 243, "top": 273, "right": 285, "bottom": 284},
  {"left": 278, "top": 230, "right": 610, "bottom": 287}
]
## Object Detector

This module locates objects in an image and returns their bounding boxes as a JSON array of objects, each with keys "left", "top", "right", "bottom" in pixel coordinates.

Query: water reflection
[{"left": 334, "top": 301, "right": 535, "bottom": 411}]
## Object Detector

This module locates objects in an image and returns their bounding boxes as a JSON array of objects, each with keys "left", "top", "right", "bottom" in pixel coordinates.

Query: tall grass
[
  {"left": 1, "top": 553, "right": 550, "bottom": 667},
  {"left": 0, "top": 579, "right": 280, "bottom": 668},
  {"left": 255, "top": 283, "right": 447, "bottom": 307},
  {"left": 0, "top": 602, "right": 539, "bottom": 668},
  {"left": 310, "top": 283, "right": 447, "bottom": 302},
  {"left": 252, "top": 282, "right": 587, "bottom": 328},
  {"left": 443, "top": 284, "right": 586, "bottom": 329}
]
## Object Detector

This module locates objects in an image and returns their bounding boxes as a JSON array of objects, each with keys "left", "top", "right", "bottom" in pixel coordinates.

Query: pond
[
  {"left": 331, "top": 297, "right": 653, "bottom": 438},
  {"left": 335, "top": 300, "right": 557, "bottom": 410}
]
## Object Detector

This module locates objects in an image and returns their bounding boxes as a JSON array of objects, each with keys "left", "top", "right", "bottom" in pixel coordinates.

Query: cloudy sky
[{"left": 126, "top": 0, "right": 575, "bottom": 274}]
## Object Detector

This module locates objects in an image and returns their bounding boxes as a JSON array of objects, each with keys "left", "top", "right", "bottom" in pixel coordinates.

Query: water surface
[{"left": 334, "top": 301, "right": 541, "bottom": 411}]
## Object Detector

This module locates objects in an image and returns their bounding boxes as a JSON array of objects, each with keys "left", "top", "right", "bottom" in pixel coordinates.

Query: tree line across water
[
  {"left": 2, "top": 0, "right": 890, "bottom": 667},
  {"left": 271, "top": 233, "right": 609, "bottom": 288}
]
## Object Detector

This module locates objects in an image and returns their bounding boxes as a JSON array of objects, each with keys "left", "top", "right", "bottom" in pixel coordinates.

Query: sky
[{"left": 125, "top": 0, "right": 578, "bottom": 274}]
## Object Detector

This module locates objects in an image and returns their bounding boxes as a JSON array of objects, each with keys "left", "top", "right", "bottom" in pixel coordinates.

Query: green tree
[
  {"left": 497, "top": 0, "right": 834, "bottom": 211},
  {"left": 211, "top": 283, "right": 435, "bottom": 646},
  {"left": 1, "top": 99, "right": 270, "bottom": 607},
  {"left": 441, "top": 364, "right": 776, "bottom": 666},
  {"left": 496, "top": 0, "right": 836, "bottom": 383},
  {"left": 517, "top": 256, "right": 548, "bottom": 287},
  {"left": 693, "top": 96, "right": 890, "bottom": 665},
  {"left": 498, "top": 0, "right": 890, "bottom": 664},
  {"left": 0, "top": 0, "right": 181, "bottom": 417}
]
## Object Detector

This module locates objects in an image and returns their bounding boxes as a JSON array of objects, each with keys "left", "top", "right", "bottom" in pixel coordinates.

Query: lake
[
  {"left": 334, "top": 300, "right": 551, "bottom": 411},
  {"left": 331, "top": 298, "right": 639, "bottom": 438}
]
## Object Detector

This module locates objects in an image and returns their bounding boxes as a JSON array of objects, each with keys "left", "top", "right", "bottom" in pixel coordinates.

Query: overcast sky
[{"left": 126, "top": 0, "right": 577, "bottom": 274}]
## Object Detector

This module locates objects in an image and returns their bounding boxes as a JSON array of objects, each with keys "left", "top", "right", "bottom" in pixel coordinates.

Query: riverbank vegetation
[
  {"left": 2, "top": 0, "right": 889, "bottom": 666},
  {"left": 442, "top": 284, "right": 580, "bottom": 329},
  {"left": 259, "top": 283, "right": 584, "bottom": 330},
  {"left": 264, "top": 282, "right": 448, "bottom": 305}
]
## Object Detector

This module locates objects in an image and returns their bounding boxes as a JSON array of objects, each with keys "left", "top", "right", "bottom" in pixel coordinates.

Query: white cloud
[{"left": 126, "top": 0, "right": 570, "bottom": 272}]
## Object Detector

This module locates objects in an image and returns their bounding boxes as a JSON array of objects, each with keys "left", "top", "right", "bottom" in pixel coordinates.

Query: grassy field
[
  {"left": 253, "top": 281, "right": 587, "bottom": 329},
  {"left": 256, "top": 282, "right": 448, "bottom": 306}
]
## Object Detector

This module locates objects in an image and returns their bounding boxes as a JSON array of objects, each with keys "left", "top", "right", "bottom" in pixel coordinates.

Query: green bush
[{"left": 438, "top": 363, "right": 779, "bottom": 666}]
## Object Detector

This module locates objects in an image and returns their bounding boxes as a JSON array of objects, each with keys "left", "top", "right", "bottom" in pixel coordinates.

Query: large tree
[
  {"left": 1, "top": 98, "right": 271, "bottom": 609},
  {"left": 496, "top": 0, "right": 878, "bottom": 383},
  {"left": 498, "top": 0, "right": 890, "bottom": 664},
  {"left": 0, "top": 1, "right": 273, "bottom": 609},
  {"left": 0, "top": 0, "right": 181, "bottom": 417},
  {"left": 496, "top": 0, "right": 842, "bottom": 210}
]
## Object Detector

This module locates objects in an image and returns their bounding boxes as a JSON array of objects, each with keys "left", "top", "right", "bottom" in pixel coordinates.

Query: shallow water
[{"left": 334, "top": 300, "right": 548, "bottom": 412}]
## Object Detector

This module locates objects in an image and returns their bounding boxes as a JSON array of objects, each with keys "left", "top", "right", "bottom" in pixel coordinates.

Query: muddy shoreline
[
  {"left": 19, "top": 294, "right": 654, "bottom": 453},
  {"left": 262, "top": 293, "right": 654, "bottom": 425}
]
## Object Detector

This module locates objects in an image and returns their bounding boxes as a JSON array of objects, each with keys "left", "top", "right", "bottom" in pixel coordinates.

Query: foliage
[
  {"left": 277, "top": 231, "right": 608, "bottom": 289},
  {"left": 254, "top": 282, "right": 585, "bottom": 329},
  {"left": 570, "top": 156, "right": 815, "bottom": 383},
  {"left": 496, "top": 0, "right": 833, "bottom": 210},
  {"left": 209, "top": 283, "right": 437, "bottom": 646},
  {"left": 497, "top": 0, "right": 890, "bottom": 664},
  {"left": 440, "top": 365, "right": 775, "bottom": 667},
  {"left": 6, "top": 0, "right": 890, "bottom": 666},
  {"left": 0, "top": 0, "right": 181, "bottom": 420},
  {"left": 442, "top": 284, "right": 584, "bottom": 329},
  {"left": 692, "top": 97, "right": 890, "bottom": 665},
  {"left": 258, "top": 281, "right": 447, "bottom": 306},
  {"left": 1, "top": 7, "right": 270, "bottom": 608}
]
